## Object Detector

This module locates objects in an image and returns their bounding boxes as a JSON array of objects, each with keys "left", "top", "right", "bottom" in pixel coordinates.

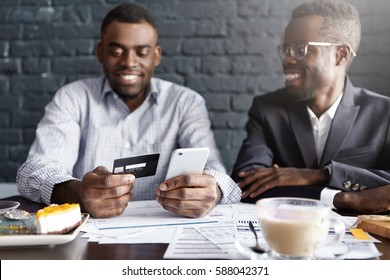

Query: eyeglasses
[{"left": 277, "top": 41, "right": 357, "bottom": 61}]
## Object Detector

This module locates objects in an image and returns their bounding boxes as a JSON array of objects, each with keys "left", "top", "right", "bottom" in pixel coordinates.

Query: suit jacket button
[
  {"left": 343, "top": 180, "right": 351, "bottom": 189},
  {"left": 351, "top": 183, "right": 360, "bottom": 191},
  {"left": 359, "top": 185, "right": 367, "bottom": 191}
]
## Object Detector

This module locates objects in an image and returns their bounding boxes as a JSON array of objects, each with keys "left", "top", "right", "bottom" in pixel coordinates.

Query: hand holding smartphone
[{"left": 165, "top": 147, "right": 210, "bottom": 180}]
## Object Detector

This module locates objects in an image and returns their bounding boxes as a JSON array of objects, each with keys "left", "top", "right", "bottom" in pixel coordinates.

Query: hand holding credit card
[
  {"left": 113, "top": 148, "right": 209, "bottom": 180},
  {"left": 113, "top": 153, "right": 160, "bottom": 178}
]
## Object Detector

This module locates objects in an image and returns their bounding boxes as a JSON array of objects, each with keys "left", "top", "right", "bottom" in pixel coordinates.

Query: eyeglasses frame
[{"left": 277, "top": 41, "right": 357, "bottom": 61}]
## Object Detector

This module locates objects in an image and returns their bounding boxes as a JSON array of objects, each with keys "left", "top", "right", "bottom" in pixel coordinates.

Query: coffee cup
[{"left": 256, "top": 197, "right": 345, "bottom": 259}]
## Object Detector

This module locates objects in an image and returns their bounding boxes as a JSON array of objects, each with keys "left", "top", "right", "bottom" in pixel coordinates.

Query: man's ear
[
  {"left": 96, "top": 41, "right": 103, "bottom": 63},
  {"left": 154, "top": 45, "right": 162, "bottom": 67},
  {"left": 336, "top": 45, "right": 352, "bottom": 66}
]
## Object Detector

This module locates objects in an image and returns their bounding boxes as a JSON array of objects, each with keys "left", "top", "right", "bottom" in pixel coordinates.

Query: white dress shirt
[
  {"left": 17, "top": 77, "right": 242, "bottom": 205},
  {"left": 307, "top": 94, "right": 343, "bottom": 208}
]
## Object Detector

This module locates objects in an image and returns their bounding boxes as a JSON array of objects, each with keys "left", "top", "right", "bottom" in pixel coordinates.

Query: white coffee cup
[{"left": 256, "top": 197, "right": 345, "bottom": 259}]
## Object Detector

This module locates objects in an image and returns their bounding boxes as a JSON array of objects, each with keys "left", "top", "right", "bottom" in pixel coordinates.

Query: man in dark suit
[{"left": 232, "top": 0, "right": 390, "bottom": 214}]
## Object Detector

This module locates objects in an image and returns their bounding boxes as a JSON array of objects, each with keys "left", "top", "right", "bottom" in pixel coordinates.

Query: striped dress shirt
[{"left": 17, "top": 77, "right": 241, "bottom": 205}]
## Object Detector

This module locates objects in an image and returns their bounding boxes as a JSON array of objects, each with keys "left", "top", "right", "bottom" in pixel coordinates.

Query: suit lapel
[
  {"left": 319, "top": 78, "right": 360, "bottom": 166},
  {"left": 287, "top": 102, "right": 318, "bottom": 168}
]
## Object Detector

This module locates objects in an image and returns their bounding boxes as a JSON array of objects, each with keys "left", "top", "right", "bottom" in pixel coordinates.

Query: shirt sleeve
[
  {"left": 16, "top": 86, "right": 82, "bottom": 205},
  {"left": 320, "top": 187, "right": 341, "bottom": 209},
  {"left": 204, "top": 169, "right": 242, "bottom": 204}
]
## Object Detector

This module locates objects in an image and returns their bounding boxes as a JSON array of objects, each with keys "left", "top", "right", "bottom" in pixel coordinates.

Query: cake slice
[{"left": 35, "top": 203, "right": 82, "bottom": 234}]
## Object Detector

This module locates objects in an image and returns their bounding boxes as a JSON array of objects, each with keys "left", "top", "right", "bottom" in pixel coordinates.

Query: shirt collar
[
  {"left": 307, "top": 92, "right": 343, "bottom": 121},
  {"left": 100, "top": 77, "right": 159, "bottom": 104},
  {"left": 100, "top": 77, "right": 112, "bottom": 101}
]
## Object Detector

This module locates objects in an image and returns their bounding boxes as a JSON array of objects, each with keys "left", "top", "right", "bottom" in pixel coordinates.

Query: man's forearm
[{"left": 310, "top": 169, "right": 330, "bottom": 185}]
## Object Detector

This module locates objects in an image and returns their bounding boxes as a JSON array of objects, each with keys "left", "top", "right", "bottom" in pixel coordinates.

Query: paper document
[
  {"left": 92, "top": 200, "right": 218, "bottom": 230},
  {"left": 81, "top": 200, "right": 383, "bottom": 259},
  {"left": 164, "top": 203, "right": 382, "bottom": 260},
  {"left": 82, "top": 200, "right": 225, "bottom": 243}
]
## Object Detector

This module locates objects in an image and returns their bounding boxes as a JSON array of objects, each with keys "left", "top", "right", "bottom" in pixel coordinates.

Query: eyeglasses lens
[{"left": 278, "top": 43, "right": 308, "bottom": 60}]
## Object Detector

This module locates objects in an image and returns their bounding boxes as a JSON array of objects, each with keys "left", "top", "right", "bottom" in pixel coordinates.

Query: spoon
[
  {"left": 4, "top": 209, "right": 32, "bottom": 220},
  {"left": 248, "top": 221, "right": 267, "bottom": 254}
]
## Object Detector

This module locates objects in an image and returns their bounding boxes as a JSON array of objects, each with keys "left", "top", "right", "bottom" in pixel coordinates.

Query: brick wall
[{"left": 1, "top": 0, "right": 390, "bottom": 181}]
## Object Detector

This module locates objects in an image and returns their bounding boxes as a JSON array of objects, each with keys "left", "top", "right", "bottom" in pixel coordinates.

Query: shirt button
[{"left": 124, "top": 142, "right": 130, "bottom": 148}]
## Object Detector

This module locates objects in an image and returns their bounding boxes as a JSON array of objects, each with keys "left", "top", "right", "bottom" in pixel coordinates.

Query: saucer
[
  {"left": 0, "top": 201, "right": 20, "bottom": 215},
  {"left": 235, "top": 238, "right": 349, "bottom": 260},
  {"left": 235, "top": 238, "right": 270, "bottom": 260},
  {"left": 313, "top": 243, "right": 350, "bottom": 260}
]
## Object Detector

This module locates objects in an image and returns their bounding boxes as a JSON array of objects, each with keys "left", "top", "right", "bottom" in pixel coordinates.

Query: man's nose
[
  {"left": 121, "top": 51, "right": 138, "bottom": 67},
  {"left": 282, "top": 50, "right": 298, "bottom": 67}
]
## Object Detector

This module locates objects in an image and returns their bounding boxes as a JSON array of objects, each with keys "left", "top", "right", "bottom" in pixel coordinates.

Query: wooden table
[{"left": 0, "top": 196, "right": 389, "bottom": 260}]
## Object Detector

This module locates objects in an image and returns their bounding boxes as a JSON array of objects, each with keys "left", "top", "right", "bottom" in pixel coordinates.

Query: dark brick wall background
[{"left": 1, "top": 0, "right": 390, "bottom": 182}]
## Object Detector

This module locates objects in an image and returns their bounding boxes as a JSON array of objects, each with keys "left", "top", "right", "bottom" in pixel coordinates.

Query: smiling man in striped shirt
[{"left": 17, "top": 3, "right": 241, "bottom": 218}]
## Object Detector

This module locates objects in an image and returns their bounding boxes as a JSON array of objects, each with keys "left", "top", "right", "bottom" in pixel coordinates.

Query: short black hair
[
  {"left": 101, "top": 3, "right": 157, "bottom": 34},
  {"left": 292, "top": 0, "right": 361, "bottom": 54}
]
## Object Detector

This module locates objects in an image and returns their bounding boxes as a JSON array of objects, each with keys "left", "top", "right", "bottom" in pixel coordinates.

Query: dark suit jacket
[{"left": 232, "top": 77, "right": 390, "bottom": 202}]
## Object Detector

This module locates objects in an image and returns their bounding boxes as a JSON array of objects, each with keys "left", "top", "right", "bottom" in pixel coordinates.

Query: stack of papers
[
  {"left": 81, "top": 200, "right": 382, "bottom": 259},
  {"left": 82, "top": 200, "right": 225, "bottom": 244}
]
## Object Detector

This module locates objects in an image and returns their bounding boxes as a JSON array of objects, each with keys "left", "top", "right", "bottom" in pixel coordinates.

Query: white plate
[
  {"left": 0, "top": 213, "right": 89, "bottom": 247},
  {"left": 0, "top": 200, "right": 20, "bottom": 215}
]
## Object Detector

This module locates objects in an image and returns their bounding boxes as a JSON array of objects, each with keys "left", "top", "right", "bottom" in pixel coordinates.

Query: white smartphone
[{"left": 165, "top": 147, "right": 210, "bottom": 180}]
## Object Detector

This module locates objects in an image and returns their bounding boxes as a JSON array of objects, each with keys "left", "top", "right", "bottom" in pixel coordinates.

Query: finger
[
  {"left": 238, "top": 168, "right": 276, "bottom": 185},
  {"left": 162, "top": 204, "right": 208, "bottom": 218},
  {"left": 92, "top": 172, "right": 135, "bottom": 189},
  {"left": 87, "top": 192, "right": 131, "bottom": 218},
  {"left": 248, "top": 175, "right": 280, "bottom": 198},
  {"left": 238, "top": 175, "right": 258, "bottom": 188},
  {"left": 239, "top": 167, "right": 273, "bottom": 178},
  {"left": 238, "top": 171, "right": 272, "bottom": 188},
  {"left": 81, "top": 179, "right": 134, "bottom": 202},
  {"left": 157, "top": 197, "right": 209, "bottom": 218},
  {"left": 238, "top": 169, "right": 258, "bottom": 178},
  {"left": 157, "top": 187, "right": 215, "bottom": 202},
  {"left": 242, "top": 175, "right": 277, "bottom": 198},
  {"left": 105, "top": 193, "right": 131, "bottom": 210},
  {"left": 105, "top": 184, "right": 134, "bottom": 198},
  {"left": 92, "top": 166, "right": 112, "bottom": 175},
  {"left": 159, "top": 174, "right": 215, "bottom": 192},
  {"left": 81, "top": 183, "right": 132, "bottom": 204}
]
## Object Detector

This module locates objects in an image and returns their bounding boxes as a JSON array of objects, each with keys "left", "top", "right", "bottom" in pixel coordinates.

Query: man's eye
[
  {"left": 109, "top": 49, "right": 123, "bottom": 56},
  {"left": 138, "top": 49, "right": 150, "bottom": 57},
  {"left": 282, "top": 47, "right": 290, "bottom": 55},
  {"left": 296, "top": 46, "right": 306, "bottom": 57}
]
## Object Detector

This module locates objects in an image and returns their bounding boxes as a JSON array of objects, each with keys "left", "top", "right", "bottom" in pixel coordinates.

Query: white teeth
[
  {"left": 285, "top": 73, "right": 301, "bottom": 81},
  {"left": 121, "top": 74, "right": 138, "bottom": 81}
]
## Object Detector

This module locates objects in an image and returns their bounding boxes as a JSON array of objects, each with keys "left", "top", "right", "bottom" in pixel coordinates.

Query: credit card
[{"left": 113, "top": 153, "right": 160, "bottom": 178}]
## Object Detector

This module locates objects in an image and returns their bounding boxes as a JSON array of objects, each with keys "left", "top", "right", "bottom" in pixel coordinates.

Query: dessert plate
[
  {"left": 0, "top": 200, "right": 20, "bottom": 215},
  {"left": 0, "top": 213, "right": 89, "bottom": 247}
]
